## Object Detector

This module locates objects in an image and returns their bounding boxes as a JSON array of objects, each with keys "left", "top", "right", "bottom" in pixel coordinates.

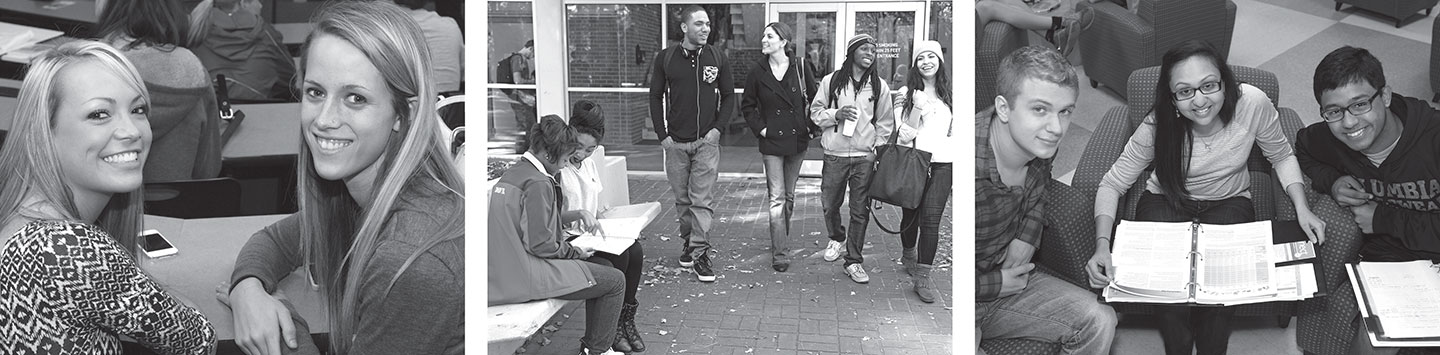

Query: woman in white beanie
[{"left": 892, "top": 40, "right": 953, "bottom": 303}]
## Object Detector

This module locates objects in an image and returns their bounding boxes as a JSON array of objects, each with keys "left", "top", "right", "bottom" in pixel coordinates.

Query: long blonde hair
[
  {"left": 0, "top": 41, "right": 149, "bottom": 252},
  {"left": 293, "top": 2, "right": 464, "bottom": 353}
]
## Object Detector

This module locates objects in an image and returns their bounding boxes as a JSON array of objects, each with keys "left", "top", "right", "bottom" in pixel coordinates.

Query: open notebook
[
  {"left": 1103, "top": 220, "right": 1319, "bottom": 306},
  {"left": 566, "top": 202, "right": 661, "bottom": 255},
  {"left": 1347, "top": 260, "right": 1440, "bottom": 346}
]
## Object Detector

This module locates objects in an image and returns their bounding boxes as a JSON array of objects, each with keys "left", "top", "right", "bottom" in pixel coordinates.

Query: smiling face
[
  {"left": 997, "top": 78, "right": 1074, "bottom": 160},
  {"left": 916, "top": 52, "right": 940, "bottom": 79},
  {"left": 852, "top": 43, "right": 876, "bottom": 70},
  {"left": 1320, "top": 81, "right": 1397, "bottom": 154},
  {"left": 52, "top": 59, "right": 152, "bottom": 199},
  {"left": 300, "top": 33, "right": 399, "bottom": 184},
  {"left": 760, "top": 26, "right": 787, "bottom": 56},
  {"left": 568, "top": 133, "right": 598, "bottom": 167},
  {"left": 1169, "top": 56, "right": 1226, "bottom": 129},
  {"left": 682, "top": 10, "right": 710, "bottom": 47}
]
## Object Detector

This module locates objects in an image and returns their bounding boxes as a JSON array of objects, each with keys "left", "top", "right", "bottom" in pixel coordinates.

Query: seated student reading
[
  {"left": 490, "top": 115, "right": 627, "bottom": 355},
  {"left": 557, "top": 101, "right": 648, "bottom": 353}
]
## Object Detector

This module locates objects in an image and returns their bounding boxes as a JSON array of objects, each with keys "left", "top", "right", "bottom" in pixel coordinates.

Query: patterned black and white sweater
[{"left": 0, "top": 220, "right": 215, "bottom": 354}]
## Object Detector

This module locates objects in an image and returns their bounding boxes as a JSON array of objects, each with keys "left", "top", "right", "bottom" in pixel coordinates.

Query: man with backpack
[
  {"left": 648, "top": 5, "right": 736, "bottom": 283},
  {"left": 498, "top": 40, "right": 536, "bottom": 132},
  {"left": 808, "top": 34, "right": 895, "bottom": 284}
]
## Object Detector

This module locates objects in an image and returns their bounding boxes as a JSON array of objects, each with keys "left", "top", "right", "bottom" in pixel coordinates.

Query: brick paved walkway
[{"left": 514, "top": 174, "right": 953, "bottom": 355}]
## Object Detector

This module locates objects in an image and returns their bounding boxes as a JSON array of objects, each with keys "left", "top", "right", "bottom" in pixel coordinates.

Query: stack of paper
[{"left": 1349, "top": 261, "right": 1440, "bottom": 346}]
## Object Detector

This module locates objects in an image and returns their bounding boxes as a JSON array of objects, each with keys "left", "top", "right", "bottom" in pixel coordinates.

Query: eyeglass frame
[
  {"left": 1320, "top": 90, "right": 1384, "bottom": 123},
  {"left": 1171, "top": 80, "right": 1223, "bottom": 101}
]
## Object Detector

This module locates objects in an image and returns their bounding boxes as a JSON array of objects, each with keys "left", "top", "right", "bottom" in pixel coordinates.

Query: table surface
[
  {"left": 0, "top": 0, "right": 96, "bottom": 24},
  {"left": 141, "top": 214, "right": 328, "bottom": 340},
  {"left": 225, "top": 102, "right": 301, "bottom": 160}
]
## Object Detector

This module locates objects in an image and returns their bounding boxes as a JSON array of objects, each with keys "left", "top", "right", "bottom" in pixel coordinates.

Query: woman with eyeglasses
[{"left": 1083, "top": 39, "right": 1326, "bottom": 355}]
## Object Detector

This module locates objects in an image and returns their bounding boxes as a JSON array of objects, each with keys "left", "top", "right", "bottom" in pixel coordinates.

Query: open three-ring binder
[
  {"left": 1103, "top": 220, "right": 1322, "bottom": 306},
  {"left": 1346, "top": 261, "right": 1440, "bottom": 347}
]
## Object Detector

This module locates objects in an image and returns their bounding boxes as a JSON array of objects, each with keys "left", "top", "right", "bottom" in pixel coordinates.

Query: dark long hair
[
  {"left": 1152, "top": 40, "right": 1241, "bottom": 206},
  {"left": 901, "top": 56, "right": 951, "bottom": 119},
  {"left": 827, "top": 44, "right": 881, "bottom": 107},
  {"left": 95, "top": 0, "right": 190, "bottom": 51},
  {"left": 764, "top": 22, "right": 795, "bottom": 58}
]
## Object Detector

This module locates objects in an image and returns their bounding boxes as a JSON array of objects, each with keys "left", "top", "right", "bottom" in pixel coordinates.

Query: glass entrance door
[
  {"left": 848, "top": 2, "right": 926, "bottom": 91},
  {"left": 770, "top": 2, "right": 926, "bottom": 91},
  {"left": 771, "top": 3, "right": 842, "bottom": 81}
]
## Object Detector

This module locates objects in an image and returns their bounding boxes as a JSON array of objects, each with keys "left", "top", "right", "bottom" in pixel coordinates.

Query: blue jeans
[
  {"left": 763, "top": 153, "right": 805, "bottom": 263},
  {"left": 901, "top": 163, "right": 952, "bottom": 265},
  {"left": 820, "top": 154, "right": 873, "bottom": 266},
  {"left": 663, "top": 133, "right": 721, "bottom": 259},
  {"left": 1136, "top": 192, "right": 1254, "bottom": 355},
  {"left": 976, "top": 271, "right": 1118, "bottom": 354}
]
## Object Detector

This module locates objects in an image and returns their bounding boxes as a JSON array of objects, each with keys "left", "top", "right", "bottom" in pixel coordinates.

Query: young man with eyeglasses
[
  {"left": 1298, "top": 46, "right": 1440, "bottom": 263},
  {"left": 1296, "top": 45, "right": 1440, "bottom": 355}
]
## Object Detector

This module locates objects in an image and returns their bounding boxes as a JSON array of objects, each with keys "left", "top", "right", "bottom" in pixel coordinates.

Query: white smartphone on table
[{"left": 138, "top": 229, "right": 178, "bottom": 258}]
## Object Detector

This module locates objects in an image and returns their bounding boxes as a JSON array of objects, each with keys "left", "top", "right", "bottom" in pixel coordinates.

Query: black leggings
[
  {"left": 595, "top": 242, "right": 645, "bottom": 304},
  {"left": 1137, "top": 192, "right": 1254, "bottom": 355},
  {"left": 900, "top": 163, "right": 952, "bottom": 265}
]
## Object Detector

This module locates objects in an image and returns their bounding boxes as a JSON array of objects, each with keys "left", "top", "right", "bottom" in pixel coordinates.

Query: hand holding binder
[{"left": 1086, "top": 248, "right": 1115, "bottom": 289}]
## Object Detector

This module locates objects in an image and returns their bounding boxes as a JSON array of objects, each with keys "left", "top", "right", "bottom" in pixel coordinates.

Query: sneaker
[
  {"left": 694, "top": 254, "right": 717, "bottom": 282},
  {"left": 678, "top": 247, "right": 694, "bottom": 268},
  {"left": 1050, "top": 3, "right": 1095, "bottom": 56},
  {"left": 822, "top": 240, "right": 844, "bottom": 262},
  {"left": 845, "top": 263, "right": 870, "bottom": 284}
]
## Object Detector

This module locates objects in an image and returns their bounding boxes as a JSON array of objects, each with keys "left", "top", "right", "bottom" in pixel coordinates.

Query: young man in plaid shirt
[{"left": 974, "top": 46, "right": 1116, "bottom": 354}]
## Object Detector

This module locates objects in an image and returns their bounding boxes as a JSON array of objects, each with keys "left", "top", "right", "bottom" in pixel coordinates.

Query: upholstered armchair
[
  {"left": 977, "top": 179, "right": 1096, "bottom": 355},
  {"left": 1077, "top": 0, "right": 1236, "bottom": 100},
  {"left": 976, "top": 18, "right": 1028, "bottom": 111},
  {"left": 1069, "top": 65, "right": 1365, "bottom": 329},
  {"left": 1335, "top": 0, "right": 1438, "bottom": 27}
]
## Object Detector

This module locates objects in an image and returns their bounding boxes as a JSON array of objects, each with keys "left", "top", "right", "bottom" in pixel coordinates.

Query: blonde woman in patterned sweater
[{"left": 0, "top": 41, "right": 215, "bottom": 354}]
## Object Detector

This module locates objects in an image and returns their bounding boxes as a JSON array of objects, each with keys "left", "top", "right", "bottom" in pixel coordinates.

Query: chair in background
[
  {"left": 1335, "top": 0, "right": 1438, "bottom": 27},
  {"left": 1070, "top": 65, "right": 1361, "bottom": 329},
  {"left": 976, "top": 17, "right": 1027, "bottom": 111},
  {"left": 1077, "top": 0, "right": 1236, "bottom": 100},
  {"left": 144, "top": 177, "right": 244, "bottom": 219}
]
